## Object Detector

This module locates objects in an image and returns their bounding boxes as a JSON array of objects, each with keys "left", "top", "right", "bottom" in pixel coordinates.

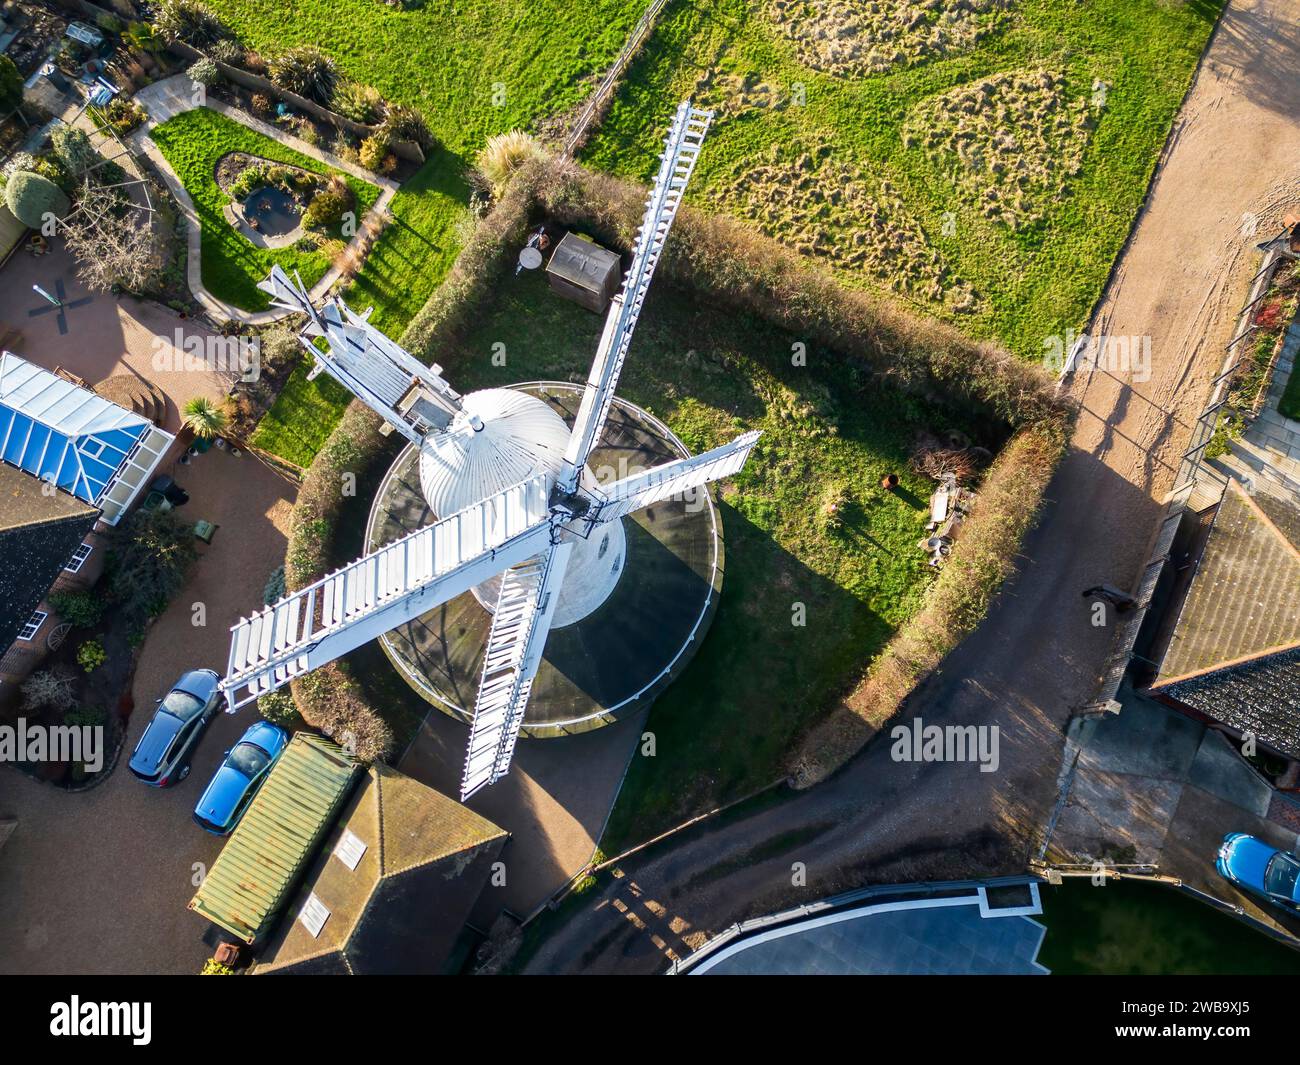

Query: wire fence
[{"left": 561, "top": 0, "right": 672, "bottom": 159}]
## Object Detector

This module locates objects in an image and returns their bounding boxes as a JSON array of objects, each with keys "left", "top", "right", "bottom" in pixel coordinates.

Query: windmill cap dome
[{"left": 418, "top": 388, "right": 571, "bottom": 518}]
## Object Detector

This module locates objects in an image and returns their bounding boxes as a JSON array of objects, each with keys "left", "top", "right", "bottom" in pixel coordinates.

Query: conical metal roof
[{"left": 418, "top": 389, "right": 570, "bottom": 519}]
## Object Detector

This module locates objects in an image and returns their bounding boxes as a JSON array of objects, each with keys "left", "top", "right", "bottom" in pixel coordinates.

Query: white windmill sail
[
  {"left": 461, "top": 540, "right": 574, "bottom": 800},
  {"left": 257, "top": 266, "right": 462, "bottom": 443},
  {"left": 221, "top": 476, "right": 552, "bottom": 709},
  {"left": 589, "top": 430, "right": 762, "bottom": 526},
  {"left": 557, "top": 101, "right": 713, "bottom": 496}
]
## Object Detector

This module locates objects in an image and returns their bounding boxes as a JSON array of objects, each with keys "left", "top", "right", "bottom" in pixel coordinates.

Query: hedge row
[{"left": 788, "top": 413, "right": 1072, "bottom": 787}]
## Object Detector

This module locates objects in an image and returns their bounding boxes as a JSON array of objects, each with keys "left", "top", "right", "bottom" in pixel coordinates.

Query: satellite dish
[{"left": 518, "top": 246, "right": 543, "bottom": 271}]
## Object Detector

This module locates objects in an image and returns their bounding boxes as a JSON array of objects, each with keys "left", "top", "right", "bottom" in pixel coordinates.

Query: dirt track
[{"left": 520, "top": 0, "right": 1300, "bottom": 974}]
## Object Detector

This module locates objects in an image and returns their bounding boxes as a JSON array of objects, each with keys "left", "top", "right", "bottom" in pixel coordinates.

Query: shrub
[
  {"left": 475, "top": 130, "right": 543, "bottom": 197},
  {"left": 208, "top": 38, "right": 243, "bottom": 66},
  {"left": 256, "top": 690, "right": 299, "bottom": 726},
  {"left": 124, "top": 21, "right": 164, "bottom": 53},
  {"left": 49, "top": 125, "right": 98, "bottom": 176},
  {"left": 21, "top": 670, "right": 76, "bottom": 712},
  {"left": 104, "top": 97, "right": 146, "bottom": 135},
  {"left": 65, "top": 705, "right": 107, "bottom": 728},
  {"left": 201, "top": 959, "right": 236, "bottom": 975},
  {"left": 268, "top": 46, "right": 337, "bottom": 106},
  {"left": 379, "top": 104, "right": 434, "bottom": 150},
  {"left": 358, "top": 131, "right": 391, "bottom": 173},
  {"left": 49, "top": 590, "right": 104, "bottom": 628},
  {"left": 333, "top": 82, "right": 384, "bottom": 125},
  {"left": 294, "top": 664, "right": 392, "bottom": 763},
  {"left": 107, "top": 509, "right": 197, "bottom": 627},
  {"left": 257, "top": 323, "right": 303, "bottom": 377},
  {"left": 0, "top": 55, "right": 22, "bottom": 115},
  {"left": 304, "top": 176, "right": 354, "bottom": 228},
  {"left": 152, "top": 0, "right": 227, "bottom": 46},
  {"left": 249, "top": 93, "right": 272, "bottom": 117},
  {"left": 77, "top": 639, "right": 107, "bottom": 674},
  {"left": 187, "top": 57, "right": 220, "bottom": 89},
  {"left": 5, "top": 171, "right": 68, "bottom": 228}
]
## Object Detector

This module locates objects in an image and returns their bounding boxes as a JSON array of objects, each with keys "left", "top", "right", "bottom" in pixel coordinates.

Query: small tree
[
  {"left": 181, "top": 395, "right": 229, "bottom": 439},
  {"left": 60, "top": 181, "right": 161, "bottom": 293},
  {"left": 5, "top": 171, "right": 69, "bottom": 228},
  {"left": 0, "top": 55, "right": 23, "bottom": 115},
  {"left": 21, "top": 670, "right": 77, "bottom": 712},
  {"left": 475, "top": 130, "right": 543, "bottom": 198}
]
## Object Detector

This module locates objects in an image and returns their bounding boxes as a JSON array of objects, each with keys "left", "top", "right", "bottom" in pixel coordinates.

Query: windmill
[{"left": 220, "top": 102, "right": 760, "bottom": 800}]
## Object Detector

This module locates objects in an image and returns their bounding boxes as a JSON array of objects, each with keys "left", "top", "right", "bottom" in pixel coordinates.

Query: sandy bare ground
[{"left": 519, "top": 0, "right": 1300, "bottom": 974}]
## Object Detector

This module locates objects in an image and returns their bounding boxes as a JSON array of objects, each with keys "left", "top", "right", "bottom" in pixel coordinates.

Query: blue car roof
[{"left": 1223, "top": 834, "right": 1277, "bottom": 888}]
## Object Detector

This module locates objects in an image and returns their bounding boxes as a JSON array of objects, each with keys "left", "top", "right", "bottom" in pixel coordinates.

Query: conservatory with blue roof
[{"left": 0, "top": 351, "right": 174, "bottom": 524}]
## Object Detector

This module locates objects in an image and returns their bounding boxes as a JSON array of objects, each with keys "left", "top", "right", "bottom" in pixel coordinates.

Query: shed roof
[
  {"left": 189, "top": 734, "right": 360, "bottom": 944},
  {"left": 546, "top": 232, "right": 621, "bottom": 293},
  {"left": 252, "top": 763, "right": 507, "bottom": 974}
]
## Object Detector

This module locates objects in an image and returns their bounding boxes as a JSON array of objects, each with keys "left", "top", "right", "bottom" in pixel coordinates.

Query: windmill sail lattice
[
  {"left": 557, "top": 102, "right": 713, "bottom": 496},
  {"left": 221, "top": 102, "right": 760, "bottom": 801}
]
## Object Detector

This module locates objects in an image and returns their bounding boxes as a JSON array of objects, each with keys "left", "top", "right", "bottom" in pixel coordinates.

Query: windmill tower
[{"left": 220, "top": 102, "right": 760, "bottom": 800}]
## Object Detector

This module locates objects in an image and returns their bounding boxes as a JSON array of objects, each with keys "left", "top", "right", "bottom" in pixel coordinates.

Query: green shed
[{"left": 189, "top": 733, "right": 360, "bottom": 945}]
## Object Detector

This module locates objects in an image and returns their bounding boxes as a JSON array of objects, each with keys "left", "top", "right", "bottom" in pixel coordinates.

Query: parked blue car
[
  {"left": 1216, "top": 833, "right": 1300, "bottom": 913},
  {"left": 192, "top": 721, "right": 290, "bottom": 834},
  {"left": 128, "top": 669, "right": 223, "bottom": 787}
]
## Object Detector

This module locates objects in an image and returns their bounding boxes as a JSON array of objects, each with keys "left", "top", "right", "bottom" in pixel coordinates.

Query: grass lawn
[
  {"left": 250, "top": 149, "right": 471, "bottom": 466},
  {"left": 1037, "top": 881, "right": 1300, "bottom": 974},
  {"left": 148, "top": 107, "right": 381, "bottom": 311},
  {"left": 584, "top": 0, "right": 1221, "bottom": 359},
  {"left": 198, "top": 0, "right": 641, "bottom": 156},
  {"left": 332, "top": 269, "right": 995, "bottom": 844}
]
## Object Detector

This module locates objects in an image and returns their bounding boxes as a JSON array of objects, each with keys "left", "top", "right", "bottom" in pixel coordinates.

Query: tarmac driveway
[{"left": 0, "top": 372, "right": 296, "bottom": 975}]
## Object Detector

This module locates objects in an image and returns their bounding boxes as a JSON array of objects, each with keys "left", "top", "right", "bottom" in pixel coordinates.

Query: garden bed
[{"left": 148, "top": 106, "right": 382, "bottom": 311}]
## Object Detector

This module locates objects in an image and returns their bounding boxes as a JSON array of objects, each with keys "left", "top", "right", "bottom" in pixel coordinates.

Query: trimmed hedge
[{"left": 282, "top": 153, "right": 1072, "bottom": 775}]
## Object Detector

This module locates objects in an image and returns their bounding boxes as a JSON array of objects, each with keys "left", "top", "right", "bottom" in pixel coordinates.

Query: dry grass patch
[
  {"left": 903, "top": 69, "right": 1095, "bottom": 229},
  {"left": 705, "top": 142, "right": 978, "bottom": 311},
  {"left": 765, "top": 0, "right": 1011, "bottom": 76}
]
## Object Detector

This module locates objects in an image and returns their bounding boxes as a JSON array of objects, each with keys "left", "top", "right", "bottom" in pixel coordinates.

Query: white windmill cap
[{"left": 418, "top": 388, "right": 571, "bottom": 518}]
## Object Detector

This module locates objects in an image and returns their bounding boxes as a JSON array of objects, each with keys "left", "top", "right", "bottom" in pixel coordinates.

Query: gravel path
[{"left": 520, "top": 0, "right": 1300, "bottom": 975}]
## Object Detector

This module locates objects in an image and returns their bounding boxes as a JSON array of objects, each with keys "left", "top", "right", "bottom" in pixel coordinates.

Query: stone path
[{"left": 130, "top": 76, "right": 400, "bottom": 326}]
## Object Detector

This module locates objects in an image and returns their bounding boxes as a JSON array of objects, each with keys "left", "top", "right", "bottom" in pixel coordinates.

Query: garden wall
[
  {"left": 167, "top": 39, "right": 425, "bottom": 165},
  {"left": 284, "top": 155, "right": 1072, "bottom": 781}
]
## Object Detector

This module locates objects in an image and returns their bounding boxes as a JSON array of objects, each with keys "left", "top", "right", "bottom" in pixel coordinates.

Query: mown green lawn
[
  {"left": 148, "top": 107, "right": 381, "bottom": 311},
  {"left": 335, "top": 269, "right": 993, "bottom": 842},
  {"left": 197, "top": 0, "right": 641, "bottom": 156},
  {"left": 249, "top": 149, "right": 471, "bottom": 466},
  {"left": 584, "top": 0, "right": 1221, "bottom": 359}
]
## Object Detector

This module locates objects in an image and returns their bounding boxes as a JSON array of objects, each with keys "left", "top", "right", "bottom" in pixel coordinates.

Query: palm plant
[
  {"left": 181, "top": 395, "right": 229, "bottom": 439},
  {"left": 268, "top": 46, "right": 338, "bottom": 106}
]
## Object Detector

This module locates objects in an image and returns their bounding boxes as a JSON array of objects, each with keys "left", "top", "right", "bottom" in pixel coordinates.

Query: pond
[{"left": 243, "top": 185, "right": 301, "bottom": 238}]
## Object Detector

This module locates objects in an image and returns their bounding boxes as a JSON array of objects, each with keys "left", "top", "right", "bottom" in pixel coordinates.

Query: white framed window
[
  {"left": 17, "top": 611, "right": 47, "bottom": 642},
  {"left": 81, "top": 438, "right": 107, "bottom": 460},
  {"left": 64, "top": 542, "right": 93, "bottom": 573}
]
